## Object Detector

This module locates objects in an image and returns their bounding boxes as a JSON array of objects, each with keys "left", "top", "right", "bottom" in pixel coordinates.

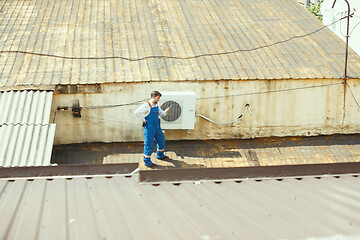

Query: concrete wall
[{"left": 50, "top": 79, "right": 360, "bottom": 145}]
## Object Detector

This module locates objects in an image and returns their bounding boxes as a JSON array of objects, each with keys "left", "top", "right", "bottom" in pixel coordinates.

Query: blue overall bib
[{"left": 143, "top": 102, "right": 166, "bottom": 167}]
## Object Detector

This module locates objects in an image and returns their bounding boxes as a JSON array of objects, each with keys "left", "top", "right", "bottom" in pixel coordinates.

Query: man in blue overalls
[{"left": 135, "top": 91, "right": 171, "bottom": 167}]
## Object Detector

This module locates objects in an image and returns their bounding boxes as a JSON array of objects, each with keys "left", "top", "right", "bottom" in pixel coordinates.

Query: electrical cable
[
  {"left": 55, "top": 82, "right": 344, "bottom": 111},
  {"left": 57, "top": 98, "right": 147, "bottom": 110},
  {"left": 196, "top": 82, "right": 344, "bottom": 100},
  {"left": 350, "top": 20, "right": 360, "bottom": 35},
  {"left": 54, "top": 81, "right": 360, "bottom": 127},
  {"left": 339, "top": 11, "right": 348, "bottom": 37},
  {"left": 195, "top": 104, "right": 250, "bottom": 125},
  {"left": 345, "top": 82, "right": 360, "bottom": 110},
  {"left": 81, "top": 98, "right": 147, "bottom": 109},
  {"left": 0, "top": 15, "right": 351, "bottom": 61}
]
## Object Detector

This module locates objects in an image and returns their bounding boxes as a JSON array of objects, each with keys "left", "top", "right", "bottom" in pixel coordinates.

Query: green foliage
[{"left": 307, "top": 0, "right": 324, "bottom": 21}]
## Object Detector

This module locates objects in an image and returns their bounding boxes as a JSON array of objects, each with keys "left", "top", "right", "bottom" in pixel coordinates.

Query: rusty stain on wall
[{"left": 50, "top": 79, "right": 360, "bottom": 144}]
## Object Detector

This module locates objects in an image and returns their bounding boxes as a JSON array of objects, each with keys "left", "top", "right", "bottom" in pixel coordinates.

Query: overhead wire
[
  {"left": 56, "top": 82, "right": 343, "bottom": 110},
  {"left": 52, "top": 82, "right": 347, "bottom": 125},
  {"left": 0, "top": 15, "right": 352, "bottom": 61},
  {"left": 52, "top": 81, "right": 360, "bottom": 126},
  {"left": 52, "top": 110, "right": 139, "bottom": 126},
  {"left": 81, "top": 98, "right": 148, "bottom": 109},
  {"left": 350, "top": 20, "right": 360, "bottom": 35},
  {"left": 346, "top": 82, "right": 360, "bottom": 110},
  {"left": 41, "top": 13, "right": 357, "bottom": 123},
  {"left": 196, "top": 82, "right": 344, "bottom": 100}
]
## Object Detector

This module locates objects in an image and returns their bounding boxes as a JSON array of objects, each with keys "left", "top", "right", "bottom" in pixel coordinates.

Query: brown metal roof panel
[
  {"left": 1, "top": 175, "right": 360, "bottom": 239},
  {"left": 90, "top": 178, "right": 142, "bottom": 239},
  {"left": 244, "top": 179, "right": 345, "bottom": 236},
  {"left": 67, "top": 178, "right": 111, "bottom": 239},
  {"left": 0, "top": 180, "right": 30, "bottom": 239}
]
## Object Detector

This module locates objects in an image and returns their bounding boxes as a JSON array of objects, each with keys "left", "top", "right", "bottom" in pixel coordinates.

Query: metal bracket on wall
[{"left": 72, "top": 100, "right": 81, "bottom": 118}]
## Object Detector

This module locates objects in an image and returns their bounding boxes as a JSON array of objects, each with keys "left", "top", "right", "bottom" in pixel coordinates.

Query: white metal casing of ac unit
[{"left": 159, "top": 92, "right": 196, "bottom": 129}]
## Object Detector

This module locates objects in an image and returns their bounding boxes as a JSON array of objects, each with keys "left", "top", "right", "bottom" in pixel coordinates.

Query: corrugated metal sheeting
[
  {"left": 0, "top": 90, "right": 55, "bottom": 167},
  {"left": 0, "top": 90, "right": 53, "bottom": 125},
  {"left": 0, "top": 125, "right": 56, "bottom": 167},
  {"left": 0, "top": 175, "right": 359, "bottom": 240},
  {"left": 1, "top": 0, "right": 360, "bottom": 89}
]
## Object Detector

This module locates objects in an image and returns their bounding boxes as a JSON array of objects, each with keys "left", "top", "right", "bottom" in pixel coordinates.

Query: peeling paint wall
[{"left": 50, "top": 79, "right": 360, "bottom": 145}]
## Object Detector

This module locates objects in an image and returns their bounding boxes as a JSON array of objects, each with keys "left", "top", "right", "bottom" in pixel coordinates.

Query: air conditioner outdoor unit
[{"left": 159, "top": 91, "right": 196, "bottom": 129}]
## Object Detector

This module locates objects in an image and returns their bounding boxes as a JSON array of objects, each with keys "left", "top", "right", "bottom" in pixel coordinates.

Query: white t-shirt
[{"left": 134, "top": 101, "right": 166, "bottom": 120}]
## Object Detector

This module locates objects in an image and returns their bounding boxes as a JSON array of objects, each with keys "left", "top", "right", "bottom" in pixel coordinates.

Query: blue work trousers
[{"left": 143, "top": 106, "right": 166, "bottom": 166}]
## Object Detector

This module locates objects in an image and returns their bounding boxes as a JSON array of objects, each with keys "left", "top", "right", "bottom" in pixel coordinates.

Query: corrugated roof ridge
[
  {"left": 147, "top": 0, "right": 179, "bottom": 81},
  {"left": 112, "top": 0, "right": 124, "bottom": 82},
  {"left": 142, "top": 0, "right": 164, "bottom": 81},
  {"left": 274, "top": 1, "right": 322, "bottom": 78},
  {"left": 156, "top": 0, "right": 184, "bottom": 81},
  {"left": 0, "top": 0, "right": 26, "bottom": 87},
  {"left": 103, "top": 0, "right": 115, "bottom": 84},
  {"left": 172, "top": 1, "right": 210, "bottom": 80},
  {"left": 200, "top": 0, "right": 245, "bottom": 79},
  {"left": 228, "top": 1, "right": 267, "bottom": 79},
  {"left": 208, "top": 1, "right": 255, "bottom": 79},
  {"left": 53, "top": 1, "right": 68, "bottom": 85},
  {"left": 26, "top": 0, "right": 47, "bottom": 86},
  {"left": 33, "top": 0, "right": 53, "bottom": 86},
  {"left": 5, "top": 1, "right": 32, "bottom": 87},
  {"left": 290, "top": 2, "right": 340, "bottom": 78},
  {"left": 161, "top": 0, "right": 195, "bottom": 81},
  {"left": 178, "top": 0, "right": 221, "bottom": 80},
  {"left": 131, "top": 0, "right": 151, "bottom": 82},
  {"left": 248, "top": 1, "right": 292, "bottom": 79},
  {"left": 193, "top": 0, "right": 233, "bottom": 80},
  {"left": 47, "top": 0, "right": 63, "bottom": 85},
  {"left": 169, "top": 0, "right": 207, "bottom": 80},
  {"left": 78, "top": 0, "right": 90, "bottom": 85}
]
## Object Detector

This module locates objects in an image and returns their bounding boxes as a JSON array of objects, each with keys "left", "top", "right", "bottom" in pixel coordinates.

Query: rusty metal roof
[
  {"left": 0, "top": 90, "right": 55, "bottom": 167},
  {"left": 1, "top": 0, "right": 360, "bottom": 89},
  {"left": 0, "top": 174, "right": 360, "bottom": 239}
]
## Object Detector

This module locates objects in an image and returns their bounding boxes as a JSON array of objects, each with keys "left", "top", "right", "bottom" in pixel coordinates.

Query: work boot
[{"left": 148, "top": 163, "right": 157, "bottom": 168}]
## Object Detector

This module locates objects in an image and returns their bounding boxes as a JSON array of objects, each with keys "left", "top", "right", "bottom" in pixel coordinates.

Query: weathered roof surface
[
  {"left": 0, "top": 174, "right": 360, "bottom": 240},
  {"left": 0, "top": 90, "right": 55, "bottom": 167},
  {"left": 1, "top": 0, "right": 360, "bottom": 89},
  {"left": 54, "top": 135, "right": 360, "bottom": 166}
]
